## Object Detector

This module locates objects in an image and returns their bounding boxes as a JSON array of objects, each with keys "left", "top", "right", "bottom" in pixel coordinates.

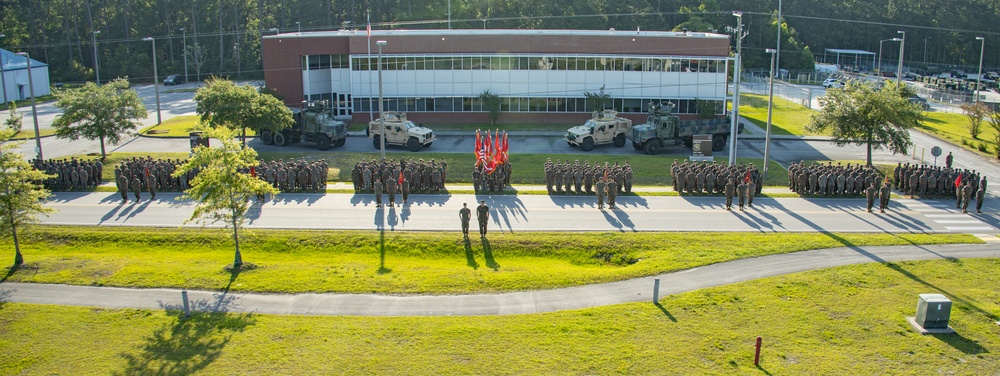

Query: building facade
[
  {"left": 262, "top": 29, "right": 730, "bottom": 124},
  {"left": 0, "top": 48, "right": 51, "bottom": 104}
]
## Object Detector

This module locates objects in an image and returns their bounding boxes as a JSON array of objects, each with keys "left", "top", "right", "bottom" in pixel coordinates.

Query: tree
[
  {"left": 51, "top": 78, "right": 147, "bottom": 160},
  {"left": 584, "top": 85, "right": 612, "bottom": 112},
  {"left": 0, "top": 128, "right": 54, "bottom": 266},
  {"left": 807, "top": 81, "right": 923, "bottom": 166},
  {"left": 479, "top": 89, "right": 501, "bottom": 126},
  {"left": 173, "top": 126, "right": 278, "bottom": 268},
  {"left": 4, "top": 102, "right": 23, "bottom": 134},
  {"left": 961, "top": 102, "right": 990, "bottom": 140},
  {"left": 988, "top": 110, "right": 1000, "bottom": 159},
  {"left": 194, "top": 78, "right": 294, "bottom": 147},
  {"left": 186, "top": 41, "right": 208, "bottom": 82}
]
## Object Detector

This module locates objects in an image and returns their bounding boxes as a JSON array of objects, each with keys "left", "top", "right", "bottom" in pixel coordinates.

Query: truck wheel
[
  {"left": 316, "top": 135, "right": 332, "bottom": 151},
  {"left": 643, "top": 139, "right": 662, "bottom": 155},
  {"left": 260, "top": 131, "right": 274, "bottom": 145},
  {"left": 334, "top": 138, "right": 346, "bottom": 147},
  {"left": 273, "top": 131, "right": 288, "bottom": 146},
  {"left": 581, "top": 138, "right": 595, "bottom": 151},
  {"left": 407, "top": 138, "right": 422, "bottom": 152},
  {"left": 632, "top": 142, "right": 642, "bottom": 150},
  {"left": 372, "top": 135, "right": 382, "bottom": 150},
  {"left": 712, "top": 134, "right": 727, "bottom": 152},
  {"left": 613, "top": 133, "right": 626, "bottom": 147}
]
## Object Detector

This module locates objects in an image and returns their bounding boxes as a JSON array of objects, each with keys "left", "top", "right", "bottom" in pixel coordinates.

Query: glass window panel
[{"left": 500, "top": 97, "right": 511, "bottom": 112}]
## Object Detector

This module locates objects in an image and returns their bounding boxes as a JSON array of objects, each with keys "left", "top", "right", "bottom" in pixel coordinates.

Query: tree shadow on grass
[
  {"left": 116, "top": 295, "right": 256, "bottom": 376},
  {"left": 0, "top": 288, "right": 11, "bottom": 310}
]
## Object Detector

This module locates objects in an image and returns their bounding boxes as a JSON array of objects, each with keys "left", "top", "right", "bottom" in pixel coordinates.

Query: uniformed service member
[
  {"left": 961, "top": 182, "right": 974, "bottom": 214},
  {"left": 865, "top": 183, "right": 877, "bottom": 213},
  {"left": 595, "top": 178, "right": 607, "bottom": 210},
  {"left": 477, "top": 200, "right": 490, "bottom": 237},
  {"left": 724, "top": 179, "right": 735, "bottom": 211},
  {"left": 401, "top": 177, "right": 410, "bottom": 204},
  {"left": 373, "top": 179, "right": 384, "bottom": 208},
  {"left": 131, "top": 175, "right": 142, "bottom": 202},
  {"left": 459, "top": 203, "right": 472, "bottom": 238},
  {"left": 976, "top": 186, "right": 986, "bottom": 214},
  {"left": 737, "top": 180, "right": 748, "bottom": 211},
  {"left": 606, "top": 179, "right": 618, "bottom": 210},
  {"left": 116, "top": 174, "right": 129, "bottom": 203}
]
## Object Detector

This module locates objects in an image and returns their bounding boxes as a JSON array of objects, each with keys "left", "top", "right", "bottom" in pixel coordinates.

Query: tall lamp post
[
  {"left": 143, "top": 37, "right": 162, "bottom": 124},
  {"left": 92, "top": 30, "right": 101, "bottom": 85},
  {"left": 16, "top": 52, "right": 42, "bottom": 161},
  {"left": 180, "top": 28, "right": 188, "bottom": 83},
  {"left": 296, "top": 22, "right": 302, "bottom": 34},
  {"left": 877, "top": 38, "right": 893, "bottom": 74},
  {"left": 762, "top": 48, "right": 777, "bottom": 178},
  {"left": 896, "top": 30, "right": 905, "bottom": 86},
  {"left": 729, "top": 11, "right": 745, "bottom": 165},
  {"left": 376, "top": 40, "right": 387, "bottom": 161},
  {"left": 0, "top": 34, "right": 7, "bottom": 104},
  {"left": 975, "top": 36, "right": 986, "bottom": 104}
]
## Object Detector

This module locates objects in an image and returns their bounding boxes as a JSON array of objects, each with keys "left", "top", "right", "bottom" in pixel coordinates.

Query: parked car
[
  {"left": 163, "top": 74, "right": 184, "bottom": 86},
  {"left": 822, "top": 78, "right": 842, "bottom": 88}
]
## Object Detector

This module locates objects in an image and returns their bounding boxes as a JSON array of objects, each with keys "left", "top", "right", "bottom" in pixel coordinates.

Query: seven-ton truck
[
  {"left": 628, "top": 102, "right": 734, "bottom": 155},
  {"left": 258, "top": 100, "right": 348, "bottom": 150}
]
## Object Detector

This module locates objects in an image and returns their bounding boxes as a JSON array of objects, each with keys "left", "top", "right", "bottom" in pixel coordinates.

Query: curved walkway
[{"left": 3, "top": 243, "right": 999, "bottom": 316}]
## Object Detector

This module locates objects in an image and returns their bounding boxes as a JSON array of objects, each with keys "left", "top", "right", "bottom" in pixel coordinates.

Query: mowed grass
[
  {"left": 139, "top": 115, "right": 257, "bottom": 138},
  {"left": 3, "top": 258, "right": 999, "bottom": 374},
  {"left": 0, "top": 226, "right": 979, "bottom": 294},
  {"left": 916, "top": 111, "right": 999, "bottom": 157},
  {"left": 738, "top": 93, "right": 820, "bottom": 136}
]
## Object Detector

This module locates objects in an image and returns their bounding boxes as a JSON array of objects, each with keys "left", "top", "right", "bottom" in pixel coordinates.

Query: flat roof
[
  {"left": 824, "top": 48, "right": 875, "bottom": 56},
  {"left": 265, "top": 28, "right": 729, "bottom": 41}
]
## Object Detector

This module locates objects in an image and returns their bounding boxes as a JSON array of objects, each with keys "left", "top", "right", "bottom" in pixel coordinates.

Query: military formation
[
  {"left": 544, "top": 159, "right": 634, "bottom": 196},
  {"left": 787, "top": 162, "right": 884, "bottom": 198},
  {"left": 112, "top": 157, "right": 194, "bottom": 202},
  {"left": 351, "top": 158, "right": 448, "bottom": 207},
  {"left": 670, "top": 160, "right": 763, "bottom": 197},
  {"left": 254, "top": 158, "right": 329, "bottom": 193},
  {"left": 472, "top": 162, "right": 511, "bottom": 194},
  {"left": 892, "top": 162, "right": 987, "bottom": 214},
  {"left": 32, "top": 158, "right": 104, "bottom": 191}
]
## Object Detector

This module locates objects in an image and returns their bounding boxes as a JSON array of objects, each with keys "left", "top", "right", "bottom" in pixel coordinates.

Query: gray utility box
[{"left": 915, "top": 294, "right": 952, "bottom": 329}]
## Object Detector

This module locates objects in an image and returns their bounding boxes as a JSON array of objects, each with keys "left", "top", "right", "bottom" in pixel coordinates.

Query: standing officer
[
  {"left": 976, "top": 185, "right": 986, "bottom": 214},
  {"left": 606, "top": 178, "right": 619, "bottom": 210},
  {"left": 131, "top": 174, "right": 142, "bottom": 202},
  {"left": 879, "top": 181, "right": 892, "bottom": 214},
  {"left": 865, "top": 183, "right": 877, "bottom": 213},
  {"left": 386, "top": 176, "right": 397, "bottom": 207},
  {"left": 737, "top": 179, "right": 748, "bottom": 211},
  {"left": 945, "top": 152, "right": 954, "bottom": 169},
  {"left": 724, "top": 178, "right": 735, "bottom": 211},
  {"left": 961, "top": 181, "right": 974, "bottom": 214},
  {"left": 459, "top": 203, "right": 472, "bottom": 238},
  {"left": 145, "top": 170, "right": 158, "bottom": 200},
  {"left": 373, "top": 178, "right": 383, "bottom": 208},
  {"left": 476, "top": 200, "right": 490, "bottom": 237},
  {"left": 595, "top": 177, "right": 607, "bottom": 210},
  {"left": 116, "top": 173, "right": 129, "bottom": 203},
  {"left": 401, "top": 177, "right": 410, "bottom": 205},
  {"left": 746, "top": 178, "right": 756, "bottom": 208}
]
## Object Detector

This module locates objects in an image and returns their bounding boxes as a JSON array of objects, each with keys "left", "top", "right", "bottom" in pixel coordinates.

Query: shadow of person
[
  {"left": 387, "top": 206, "right": 398, "bottom": 230},
  {"left": 464, "top": 238, "right": 479, "bottom": 269},
  {"left": 377, "top": 229, "right": 391, "bottom": 274},
  {"left": 482, "top": 238, "right": 500, "bottom": 271},
  {"left": 374, "top": 206, "right": 385, "bottom": 230}
]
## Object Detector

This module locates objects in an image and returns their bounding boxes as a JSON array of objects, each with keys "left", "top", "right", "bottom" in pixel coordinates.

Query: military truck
[
  {"left": 564, "top": 109, "right": 633, "bottom": 151},
  {"left": 628, "top": 102, "right": 733, "bottom": 155},
  {"left": 368, "top": 111, "right": 436, "bottom": 152},
  {"left": 258, "top": 100, "right": 348, "bottom": 150}
]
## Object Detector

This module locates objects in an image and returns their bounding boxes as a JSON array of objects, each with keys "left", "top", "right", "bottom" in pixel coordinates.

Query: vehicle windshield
[
  {"left": 404, "top": 121, "right": 418, "bottom": 130},
  {"left": 581, "top": 120, "right": 597, "bottom": 131},
  {"left": 644, "top": 116, "right": 659, "bottom": 127}
]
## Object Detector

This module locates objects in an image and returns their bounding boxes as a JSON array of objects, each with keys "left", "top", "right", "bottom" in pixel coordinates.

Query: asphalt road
[{"left": 41, "top": 191, "right": 998, "bottom": 233}]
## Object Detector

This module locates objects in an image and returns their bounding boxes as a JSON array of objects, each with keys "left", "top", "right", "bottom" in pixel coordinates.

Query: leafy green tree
[
  {"left": 479, "top": 89, "right": 501, "bottom": 126},
  {"left": 0, "top": 128, "right": 54, "bottom": 266},
  {"left": 584, "top": 85, "right": 612, "bottom": 112},
  {"left": 4, "top": 102, "right": 23, "bottom": 135},
  {"left": 51, "top": 78, "right": 147, "bottom": 160},
  {"left": 987, "top": 111, "right": 1000, "bottom": 159},
  {"left": 807, "top": 81, "right": 922, "bottom": 166},
  {"left": 961, "top": 102, "right": 990, "bottom": 140},
  {"left": 194, "top": 78, "right": 294, "bottom": 147},
  {"left": 173, "top": 126, "right": 278, "bottom": 268}
]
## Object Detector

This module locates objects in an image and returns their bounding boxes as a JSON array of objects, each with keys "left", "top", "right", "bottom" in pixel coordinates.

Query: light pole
[
  {"left": 92, "top": 30, "right": 101, "bottom": 85},
  {"left": 482, "top": 19, "right": 486, "bottom": 30},
  {"left": 180, "top": 28, "right": 188, "bottom": 83},
  {"left": 775, "top": 0, "right": 782, "bottom": 79},
  {"left": 923, "top": 37, "right": 931, "bottom": 63},
  {"left": 376, "top": 40, "right": 387, "bottom": 161},
  {"left": 878, "top": 38, "right": 893, "bottom": 74},
  {"left": 763, "top": 48, "right": 777, "bottom": 178},
  {"left": 975, "top": 36, "right": 985, "bottom": 104},
  {"left": 729, "top": 11, "right": 744, "bottom": 165},
  {"left": 0, "top": 34, "right": 7, "bottom": 104},
  {"left": 896, "top": 30, "right": 905, "bottom": 86},
  {"left": 16, "top": 52, "right": 42, "bottom": 161},
  {"left": 143, "top": 37, "right": 162, "bottom": 124},
  {"left": 296, "top": 21, "right": 301, "bottom": 34}
]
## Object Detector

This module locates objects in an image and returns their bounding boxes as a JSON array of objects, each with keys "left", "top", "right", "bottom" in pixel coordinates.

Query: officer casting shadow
[
  {"left": 374, "top": 206, "right": 385, "bottom": 230},
  {"left": 601, "top": 210, "right": 623, "bottom": 230},
  {"left": 616, "top": 194, "right": 649, "bottom": 209},
  {"left": 387, "top": 206, "right": 399, "bottom": 230},
  {"left": 464, "top": 238, "right": 479, "bottom": 270},
  {"left": 124, "top": 199, "right": 153, "bottom": 220},
  {"left": 377, "top": 228, "right": 391, "bottom": 274},
  {"left": 612, "top": 209, "right": 636, "bottom": 231},
  {"left": 481, "top": 238, "right": 500, "bottom": 271},
  {"left": 349, "top": 194, "right": 373, "bottom": 207}
]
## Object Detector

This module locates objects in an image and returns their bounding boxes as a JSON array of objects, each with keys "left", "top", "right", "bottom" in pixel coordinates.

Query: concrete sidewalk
[{"left": 3, "top": 243, "right": 997, "bottom": 316}]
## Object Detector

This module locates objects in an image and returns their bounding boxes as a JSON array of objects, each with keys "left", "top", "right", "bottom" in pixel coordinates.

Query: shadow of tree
[
  {"left": 0, "top": 288, "right": 11, "bottom": 310},
  {"left": 116, "top": 295, "right": 256, "bottom": 376}
]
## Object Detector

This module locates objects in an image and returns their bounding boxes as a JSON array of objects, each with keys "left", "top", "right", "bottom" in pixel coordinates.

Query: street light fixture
[
  {"left": 15, "top": 52, "right": 43, "bottom": 161},
  {"left": 975, "top": 36, "right": 985, "bottom": 104},
  {"left": 180, "top": 28, "right": 188, "bottom": 83},
  {"left": 877, "top": 38, "right": 897, "bottom": 74},
  {"left": 0, "top": 34, "right": 7, "bottom": 105},
  {"left": 729, "top": 11, "right": 745, "bottom": 165},
  {"left": 92, "top": 31, "right": 101, "bottom": 85},
  {"left": 376, "top": 40, "right": 387, "bottom": 160},
  {"left": 896, "top": 30, "right": 905, "bottom": 86},
  {"left": 143, "top": 37, "right": 162, "bottom": 125},
  {"left": 763, "top": 48, "right": 777, "bottom": 178},
  {"left": 296, "top": 22, "right": 302, "bottom": 34}
]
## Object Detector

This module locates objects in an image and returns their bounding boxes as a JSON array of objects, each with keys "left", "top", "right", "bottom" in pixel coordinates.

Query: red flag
[
  {"left": 474, "top": 130, "right": 482, "bottom": 167},
  {"left": 744, "top": 171, "right": 751, "bottom": 184},
  {"left": 398, "top": 170, "right": 403, "bottom": 186},
  {"left": 501, "top": 132, "right": 509, "bottom": 163},
  {"left": 366, "top": 14, "right": 372, "bottom": 38},
  {"left": 494, "top": 129, "right": 501, "bottom": 157},
  {"left": 955, "top": 174, "right": 962, "bottom": 188},
  {"left": 144, "top": 167, "right": 149, "bottom": 177},
  {"left": 250, "top": 166, "right": 257, "bottom": 178}
]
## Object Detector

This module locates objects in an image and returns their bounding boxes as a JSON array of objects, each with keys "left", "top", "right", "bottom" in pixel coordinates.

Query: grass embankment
[
  {"left": 1, "top": 226, "right": 979, "bottom": 294},
  {"left": 916, "top": 111, "right": 999, "bottom": 158},
  {"left": 10, "top": 129, "right": 56, "bottom": 139},
  {"left": 3, "top": 258, "right": 999, "bottom": 374},
  {"left": 139, "top": 116, "right": 257, "bottom": 138},
  {"left": 738, "top": 93, "right": 820, "bottom": 136}
]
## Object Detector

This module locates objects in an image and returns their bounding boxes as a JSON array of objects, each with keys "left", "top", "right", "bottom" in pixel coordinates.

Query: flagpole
[{"left": 367, "top": 11, "right": 374, "bottom": 123}]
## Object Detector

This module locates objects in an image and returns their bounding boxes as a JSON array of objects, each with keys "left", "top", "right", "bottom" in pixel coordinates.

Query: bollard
[
  {"left": 652, "top": 278, "right": 660, "bottom": 303},
  {"left": 181, "top": 290, "right": 191, "bottom": 318},
  {"left": 754, "top": 336, "right": 762, "bottom": 366},
  {"left": 921, "top": 147, "right": 925, "bottom": 164}
]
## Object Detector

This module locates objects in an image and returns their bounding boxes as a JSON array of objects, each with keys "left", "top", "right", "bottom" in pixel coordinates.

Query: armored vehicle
[
  {"left": 259, "top": 101, "right": 348, "bottom": 150},
  {"left": 628, "top": 102, "right": 733, "bottom": 155},
  {"left": 564, "top": 109, "right": 633, "bottom": 151},
  {"left": 368, "top": 112, "right": 436, "bottom": 152}
]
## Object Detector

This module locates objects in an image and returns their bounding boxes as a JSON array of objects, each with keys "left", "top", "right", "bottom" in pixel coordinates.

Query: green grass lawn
[
  {"left": 9, "top": 129, "right": 56, "bottom": 139},
  {"left": 2, "top": 257, "right": 998, "bottom": 374},
  {"left": 916, "top": 112, "right": 998, "bottom": 158},
  {"left": 738, "top": 93, "right": 821, "bottom": 136},
  {"left": 1, "top": 226, "right": 978, "bottom": 294},
  {"left": 356, "top": 122, "right": 573, "bottom": 132},
  {"left": 139, "top": 116, "right": 258, "bottom": 138}
]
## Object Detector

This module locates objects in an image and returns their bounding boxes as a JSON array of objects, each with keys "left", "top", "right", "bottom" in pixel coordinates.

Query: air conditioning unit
[{"left": 915, "top": 294, "right": 952, "bottom": 329}]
